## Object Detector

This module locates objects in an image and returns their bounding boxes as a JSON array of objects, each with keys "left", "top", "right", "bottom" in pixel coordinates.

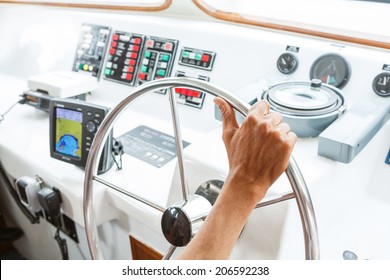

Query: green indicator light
[
  {"left": 182, "top": 51, "right": 190, "bottom": 58},
  {"left": 157, "top": 69, "right": 166, "bottom": 76},
  {"left": 104, "top": 68, "right": 111, "bottom": 75},
  {"left": 79, "top": 64, "right": 84, "bottom": 70},
  {"left": 195, "top": 53, "right": 202, "bottom": 60},
  {"left": 141, "top": 65, "right": 148, "bottom": 73},
  {"left": 144, "top": 51, "right": 151, "bottom": 58},
  {"left": 161, "top": 54, "right": 170, "bottom": 62}
]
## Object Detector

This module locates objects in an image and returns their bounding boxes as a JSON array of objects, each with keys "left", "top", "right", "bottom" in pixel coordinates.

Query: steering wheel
[{"left": 83, "top": 77, "right": 320, "bottom": 260}]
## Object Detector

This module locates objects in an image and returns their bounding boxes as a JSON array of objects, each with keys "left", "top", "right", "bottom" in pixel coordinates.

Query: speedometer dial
[{"left": 310, "top": 53, "right": 350, "bottom": 89}]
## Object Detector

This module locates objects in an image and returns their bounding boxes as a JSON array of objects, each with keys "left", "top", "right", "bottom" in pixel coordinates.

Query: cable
[{"left": 0, "top": 98, "right": 26, "bottom": 124}]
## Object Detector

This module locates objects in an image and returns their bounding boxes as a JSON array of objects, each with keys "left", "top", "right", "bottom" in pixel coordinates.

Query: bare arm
[{"left": 177, "top": 98, "right": 297, "bottom": 260}]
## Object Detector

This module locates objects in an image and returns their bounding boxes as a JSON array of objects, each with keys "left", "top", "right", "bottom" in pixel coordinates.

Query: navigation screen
[{"left": 55, "top": 108, "right": 83, "bottom": 158}]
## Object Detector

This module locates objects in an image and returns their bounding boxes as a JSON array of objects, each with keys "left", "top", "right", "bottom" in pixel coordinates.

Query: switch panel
[
  {"left": 136, "top": 36, "right": 178, "bottom": 93},
  {"left": 178, "top": 47, "right": 216, "bottom": 71},
  {"left": 104, "top": 31, "right": 145, "bottom": 86},
  {"left": 72, "top": 23, "right": 111, "bottom": 79},
  {"left": 174, "top": 71, "right": 209, "bottom": 109}
]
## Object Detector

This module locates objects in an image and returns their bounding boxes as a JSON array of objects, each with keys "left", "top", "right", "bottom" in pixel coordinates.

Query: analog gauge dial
[
  {"left": 373, "top": 72, "right": 390, "bottom": 97},
  {"left": 310, "top": 53, "right": 350, "bottom": 89},
  {"left": 277, "top": 53, "right": 298, "bottom": 74}
]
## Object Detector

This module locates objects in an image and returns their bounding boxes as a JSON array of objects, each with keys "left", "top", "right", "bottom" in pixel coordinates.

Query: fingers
[{"left": 214, "top": 97, "right": 239, "bottom": 144}]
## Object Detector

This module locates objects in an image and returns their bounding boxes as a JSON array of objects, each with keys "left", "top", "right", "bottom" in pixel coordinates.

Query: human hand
[{"left": 214, "top": 97, "right": 297, "bottom": 203}]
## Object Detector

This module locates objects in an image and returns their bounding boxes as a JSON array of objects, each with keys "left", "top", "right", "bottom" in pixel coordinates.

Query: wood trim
[
  {"left": 0, "top": 0, "right": 172, "bottom": 11},
  {"left": 130, "top": 236, "right": 163, "bottom": 260},
  {"left": 193, "top": 0, "right": 390, "bottom": 50}
]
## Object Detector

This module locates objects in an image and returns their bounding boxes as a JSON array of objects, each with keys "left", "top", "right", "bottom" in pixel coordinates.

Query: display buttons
[
  {"left": 179, "top": 47, "right": 216, "bottom": 71},
  {"left": 135, "top": 36, "right": 178, "bottom": 92},
  {"left": 174, "top": 71, "right": 209, "bottom": 109},
  {"left": 104, "top": 31, "right": 145, "bottom": 86}
]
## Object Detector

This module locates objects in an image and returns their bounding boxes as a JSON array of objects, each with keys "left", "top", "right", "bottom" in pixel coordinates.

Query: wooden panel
[
  {"left": 130, "top": 236, "right": 163, "bottom": 260},
  {"left": 193, "top": 0, "right": 390, "bottom": 50},
  {"left": 0, "top": 0, "right": 171, "bottom": 11}
]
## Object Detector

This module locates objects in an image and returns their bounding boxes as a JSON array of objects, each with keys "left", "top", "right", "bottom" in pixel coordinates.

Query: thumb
[{"left": 214, "top": 97, "right": 239, "bottom": 144}]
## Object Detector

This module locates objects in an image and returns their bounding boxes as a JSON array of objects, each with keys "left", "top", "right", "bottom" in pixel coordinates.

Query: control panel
[
  {"left": 104, "top": 31, "right": 145, "bottom": 86},
  {"left": 72, "top": 23, "right": 111, "bottom": 79},
  {"left": 136, "top": 36, "right": 178, "bottom": 93},
  {"left": 174, "top": 71, "right": 209, "bottom": 109},
  {"left": 178, "top": 47, "right": 216, "bottom": 71}
]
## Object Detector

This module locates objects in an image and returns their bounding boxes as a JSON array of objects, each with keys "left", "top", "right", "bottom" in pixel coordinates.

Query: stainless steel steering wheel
[{"left": 83, "top": 77, "right": 320, "bottom": 260}]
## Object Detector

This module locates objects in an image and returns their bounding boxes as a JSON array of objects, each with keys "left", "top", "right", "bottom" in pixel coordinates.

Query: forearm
[{"left": 177, "top": 177, "right": 265, "bottom": 260}]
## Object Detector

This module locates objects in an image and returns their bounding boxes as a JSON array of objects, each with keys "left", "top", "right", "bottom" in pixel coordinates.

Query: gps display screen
[{"left": 55, "top": 107, "right": 83, "bottom": 159}]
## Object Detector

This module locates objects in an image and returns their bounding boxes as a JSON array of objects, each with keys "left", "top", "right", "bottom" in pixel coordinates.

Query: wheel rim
[{"left": 83, "top": 77, "right": 320, "bottom": 260}]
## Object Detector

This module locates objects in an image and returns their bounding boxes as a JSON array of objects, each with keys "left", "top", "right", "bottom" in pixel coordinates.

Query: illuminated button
[
  {"left": 109, "top": 48, "right": 116, "bottom": 55},
  {"left": 79, "top": 63, "right": 84, "bottom": 70},
  {"left": 159, "top": 62, "right": 168, "bottom": 69},
  {"left": 163, "top": 42, "right": 173, "bottom": 51},
  {"left": 160, "top": 54, "right": 170, "bottom": 62},
  {"left": 195, "top": 53, "right": 202, "bottom": 61},
  {"left": 129, "top": 59, "right": 136, "bottom": 66},
  {"left": 111, "top": 41, "right": 117, "bottom": 48},
  {"left": 191, "top": 91, "right": 201, "bottom": 98},
  {"left": 182, "top": 51, "right": 190, "bottom": 58},
  {"left": 88, "top": 65, "right": 94, "bottom": 71},
  {"left": 138, "top": 73, "right": 147, "bottom": 80},
  {"left": 140, "top": 65, "right": 148, "bottom": 73},
  {"left": 146, "top": 39, "right": 154, "bottom": 48},
  {"left": 142, "top": 58, "right": 149, "bottom": 65},
  {"left": 201, "top": 54, "right": 210, "bottom": 62},
  {"left": 119, "top": 35, "right": 130, "bottom": 42},
  {"left": 130, "top": 52, "right": 138, "bottom": 59},
  {"left": 104, "top": 68, "right": 112, "bottom": 75},
  {"left": 127, "top": 66, "right": 134, "bottom": 73},
  {"left": 83, "top": 64, "right": 89, "bottom": 71},
  {"left": 126, "top": 74, "right": 132, "bottom": 80},
  {"left": 156, "top": 69, "right": 166, "bottom": 77},
  {"left": 112, "top": 34, "right": 119, "bottom": 41},
  {"left": 133, "top": 45, "right": 140, "bottom": 52},
  {"left": 133, "top": 37, "right": 142, "bottom": 45},
  {"left": 144, "top": 51, "right": 151, "bottom": 58}
]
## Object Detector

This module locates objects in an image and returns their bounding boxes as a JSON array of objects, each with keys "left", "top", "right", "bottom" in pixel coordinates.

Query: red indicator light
[
  {"left": 138, "top": 73, "right": 146, "bottom": 80},
  {"left": 131, "top": 52, "right": 138, "bottom": 59},
  {"left": 146, "top": 39, "right": 154, "bottom": 48},
  {"left": 109, "top": 48, "right": 116, "bottom": 55},
  {"left": 127, "top": 66, "right": 134, "bottom": 73},
  {"left": 129, "top": 59, "right": 136, "bottom": 66},
  {"left": 126, "top": 74, "right": 133, "bottom": 80},
  {"left": 111, "top": 41, "right": 117, "bottom": 48},
  {"left": 134, "top": 38, "right": 142, "bottom": 45},
  {"left": 201, "top": 54, "right": 210, "bottom": 62},
  {"left": 113, "top": 34, "right": 119, "bottom": 41},
  {"left": 133, "top": 45, "right": 140, "bottom": 52}
]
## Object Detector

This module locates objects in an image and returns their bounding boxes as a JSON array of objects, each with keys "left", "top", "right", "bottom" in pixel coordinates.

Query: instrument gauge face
[
  {"left": 310, "top": 54, "right": 350, "bottom": 89},
  {"left": 373, "top": 72, "right": 390, "bottom": 97},
  {"left": 277, "top": 53, "right": 298, "bottom": 74}
]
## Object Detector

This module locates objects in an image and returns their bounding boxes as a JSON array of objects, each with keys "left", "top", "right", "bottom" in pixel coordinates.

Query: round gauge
[
  {"left": 310, "top": 53, "right": 350, "bottom": 89},
  {"left": 277, "top": 53, "right": 298, "bottom": 74},
  {"left": 372, "top": 72, "right": 390, "bottom": 97}
]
